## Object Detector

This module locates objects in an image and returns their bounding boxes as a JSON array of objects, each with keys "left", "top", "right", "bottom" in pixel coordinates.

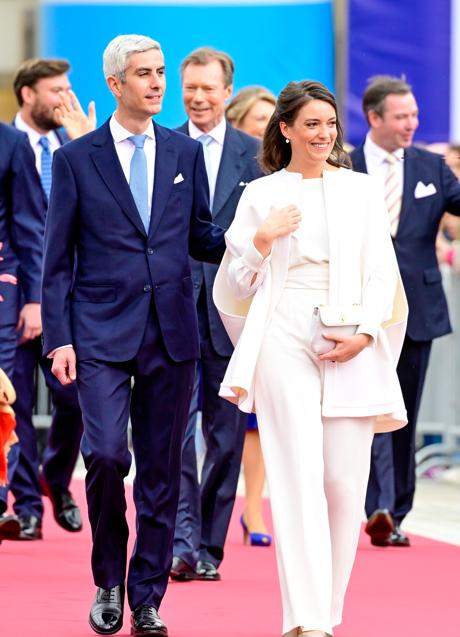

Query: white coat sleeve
[{"left": 225, "top": 184, "right": 271, "bottom": 300}]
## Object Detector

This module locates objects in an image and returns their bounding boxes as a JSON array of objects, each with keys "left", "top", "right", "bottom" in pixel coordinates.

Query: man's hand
[
  {"left": 0, "top": 274, "right": 17, "bottom": 302},
  {"left": 54, "top": 89, "right": 96, "bottom": 140},
  {"left": 16, "top": 303, "right": 42, "bottom": 343},
  {"left": 51, "top": 348, "right": 77, "bottom": 385},
  {"left": 319, "top": 333, "right": 372, "bottom": 363}
]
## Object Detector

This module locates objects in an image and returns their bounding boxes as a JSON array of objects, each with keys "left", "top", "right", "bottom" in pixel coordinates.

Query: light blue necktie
[
  {"left": 197, "top": 133, "right": 214, "bottom": 209},
  {"left": 39, "top": 136, "right": 52, "bottom": 200},
  {"left": 128, "top": 134, "right": 150, "bottom": 233}
]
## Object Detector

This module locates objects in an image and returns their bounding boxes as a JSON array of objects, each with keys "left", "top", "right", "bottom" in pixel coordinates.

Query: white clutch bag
[{"left": 310, "top": 305, "right": 364, "bottom": 355}]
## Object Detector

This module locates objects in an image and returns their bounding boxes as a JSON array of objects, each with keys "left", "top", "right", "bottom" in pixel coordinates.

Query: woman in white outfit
[{"left": 213, "top": 81, "right": 408, "bottom": 637}]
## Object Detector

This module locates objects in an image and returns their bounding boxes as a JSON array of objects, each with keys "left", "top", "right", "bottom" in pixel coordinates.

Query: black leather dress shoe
[
  {"left": 0, "top": 514, "right": 21, "bottom": 541},
  {"left": 389, "top": 525, "right": 410, "bottom": 546},
  {"left": 89, "top": 584, "right": 124, "bottom": 635},
  {"left": 196, "top": 560, "right": 221, "bottom": 581},
  {"left": 131, "top": 605, "right": 168, "bottom": 636},
  {"left": 18, "top": 515, "right": 42, "bottom": 540},
  {"left": 40, "top": 475, "right": 82, "bottom": 532},
  {"left": 170, "top": 556, "right": 197, "bottom": 581},
  {"left": 365, "top": 509, "right": 394, "bottom": 547}
]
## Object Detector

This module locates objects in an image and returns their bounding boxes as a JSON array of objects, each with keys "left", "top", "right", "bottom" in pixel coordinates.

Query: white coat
[{"left": 212, "top": 167, "right": 408, "bottom": 433}]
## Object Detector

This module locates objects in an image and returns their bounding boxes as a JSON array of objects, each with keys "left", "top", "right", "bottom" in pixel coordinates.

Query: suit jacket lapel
[
  {"left": 351, "top": 145, "right": 368, "bottom": 174},
  {"left": 149, "top": 122, "right": 178, "bottom": 238},
  {"left": 213, "top": 125, "right": 246, "bottom": 216},
  {"left": 398, "top": 147, "right": 416, "bottom": 234},
  {"left": 90, "top": 120, "right": 146, "bottom": 236}
]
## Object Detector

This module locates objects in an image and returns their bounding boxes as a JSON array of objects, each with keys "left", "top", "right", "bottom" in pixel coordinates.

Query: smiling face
[
  {"left": 108, "top": 48, "right": 165, "bottom": 127},
  {"left": 280, "top": 98, "right": 338, "bottom": 170},
  {"left": 182, "top": 60, "right": 232, "bottom": 133},
  {"left": 21, "top": 74, "right": 71, "bottom": 131},
  {"left": 369, "top": 92, "right": 419, "bottom": 152}
]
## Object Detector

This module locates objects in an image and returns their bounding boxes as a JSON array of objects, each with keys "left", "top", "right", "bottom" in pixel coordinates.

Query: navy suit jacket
[
  {"left": 41, "top": 119, "right": 225, "bottom": 362},
  {"left": 351, "top": 144, "right": 460, "bottom": 341},
  {"left": 0, "top": 123, "right": 44, "bottom": 303},
  {"left": 177, "top": 122, "right": 263, "bottom": 357}
]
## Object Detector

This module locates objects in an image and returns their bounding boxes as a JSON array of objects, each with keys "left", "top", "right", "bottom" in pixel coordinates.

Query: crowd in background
[{"left": 1, "top": 37, "right": 459, "bottom": 637}]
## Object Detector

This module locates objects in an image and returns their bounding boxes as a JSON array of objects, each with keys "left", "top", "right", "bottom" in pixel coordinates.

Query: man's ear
[
  {"left": 106, "top": 75, "right": 122, "bottom": 98},
  {"left": 21, "top": 85, "right": 35, "bottom": 106},
  {"left": 368, "top": 110, "right": 383, "bottom": 128}
]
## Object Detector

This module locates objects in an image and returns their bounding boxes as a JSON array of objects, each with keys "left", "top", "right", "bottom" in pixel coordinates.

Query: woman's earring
[{"left": 285, "top": 138, "right": 290, "bottom": 144}]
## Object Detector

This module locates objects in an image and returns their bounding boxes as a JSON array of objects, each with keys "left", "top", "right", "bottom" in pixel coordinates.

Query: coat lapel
[
  {"left": 149, "top": 122, "right": 178, "bottom": 238},
  {"left": 398, "top": 147, "right": 417, "bottom": 235},
  {"left": 90, "top": 120, "right": 146, "bottom": 236},
  {"left": 213, "top": 126, "right": 247, "bottom": 217},
  {"left": 350, "top": 145, "right": 368, "bottom": 174}
]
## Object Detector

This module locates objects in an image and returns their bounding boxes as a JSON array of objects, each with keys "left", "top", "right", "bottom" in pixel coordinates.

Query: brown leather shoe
[
  {"left": 365, "top": 509, "right": 394, "bottom": 546},
  {"left": 0, "top": 514, "right": 21, "bottom": 540}
]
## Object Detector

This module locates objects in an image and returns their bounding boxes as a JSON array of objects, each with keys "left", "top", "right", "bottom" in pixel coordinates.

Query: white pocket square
[
  {"left": 414, "top": 181, "right": 436, "bottom": 198},
  {"left": 174, "top": 173, "right": 184, "bottom": 184},
  {"left": 238, "top": 181, "right": 249, "bottom": 187}
]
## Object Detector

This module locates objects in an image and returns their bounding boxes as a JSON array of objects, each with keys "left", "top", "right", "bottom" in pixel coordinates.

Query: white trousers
[{"left": 254, "top": 279, "right": 374, "bottom": 636}]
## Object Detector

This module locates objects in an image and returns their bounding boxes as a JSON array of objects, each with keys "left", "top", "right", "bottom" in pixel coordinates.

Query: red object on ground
[
  {"left": 0, "top": 411, "right": 16, "bottom": 485},
  {"left": 0, "top": 480, "right": 458, "bottom": 637}
]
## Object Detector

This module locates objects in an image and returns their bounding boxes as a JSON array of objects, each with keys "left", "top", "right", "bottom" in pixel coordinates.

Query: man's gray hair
[{"left": 103, "top": 34, "right": 161, "bottom": 82}]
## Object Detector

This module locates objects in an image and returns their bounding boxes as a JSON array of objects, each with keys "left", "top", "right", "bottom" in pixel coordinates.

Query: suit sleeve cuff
[{"left": 47, "top": 344, "right": 73, "bottom": 359}]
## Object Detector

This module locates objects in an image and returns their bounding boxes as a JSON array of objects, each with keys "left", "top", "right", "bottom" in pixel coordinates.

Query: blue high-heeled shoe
[{"left": 240, "top": 515, "right": 272, "bottom": 547}]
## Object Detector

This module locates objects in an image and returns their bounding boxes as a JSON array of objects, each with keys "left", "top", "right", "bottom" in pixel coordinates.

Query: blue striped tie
[
  {"left": 128, "top": 135, "right": 150, "bottom": 233},
  {"left": 39, "top": 136, "right": 52, "bottom": 200}
]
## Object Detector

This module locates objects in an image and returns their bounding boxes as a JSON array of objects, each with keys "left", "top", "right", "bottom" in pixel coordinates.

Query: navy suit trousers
[
  {"left": 10, "top": 336, "right": 83, "bottom": 518},
  {"left": 0, "top": 283, "right": 19, "bottom": 508},
  {"left": 174, "top": 325, "right": 247, "bottom": 568},
  {"left": 366, "top": 335, "right": 432, "bottom": 523},
  {"left": 77, "top": 303, "right": 195, "bottom": 610}
]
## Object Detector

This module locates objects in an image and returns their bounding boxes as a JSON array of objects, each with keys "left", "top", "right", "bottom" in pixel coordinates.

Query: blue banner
[
  {"left": 347, "top": 0, "right": 452, "bottom": 145},
  {"left": 40, "top": 1, "right": 334, "bottom": 129}
]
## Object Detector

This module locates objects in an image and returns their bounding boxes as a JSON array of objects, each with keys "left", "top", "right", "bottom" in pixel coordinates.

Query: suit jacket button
[
  {"left": 147, "top": 248, "right": 154, "bottom": 255},
  {"left": 144, "top": 284, "right": 152, "bottom": 292}
]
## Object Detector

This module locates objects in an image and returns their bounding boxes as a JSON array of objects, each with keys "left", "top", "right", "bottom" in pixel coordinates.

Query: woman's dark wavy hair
[{"left": 260, "top": 80, "right": 351, "bottom": 174}]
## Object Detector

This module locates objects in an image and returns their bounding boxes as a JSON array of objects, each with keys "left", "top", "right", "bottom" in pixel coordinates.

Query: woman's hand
[
  {"left": 253, "top": 204, "right": 301, "bottom": 257},
  {"left": 319, "top": 333, "right": 372, "bottom": 363}
]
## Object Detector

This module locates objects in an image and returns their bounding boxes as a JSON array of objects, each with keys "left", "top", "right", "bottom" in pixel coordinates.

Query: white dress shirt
[
  {"left": 188, "top": 118, "right": 226, "bottom": 207},
  {"left": 363, "top": 132, "right": 404, "bottom": 199},
  {"left": 110, "top": 115, "right": 156, "bottom": 214},
  {"left": 14, "top": 112, "right": 61, "bottom": 175}
]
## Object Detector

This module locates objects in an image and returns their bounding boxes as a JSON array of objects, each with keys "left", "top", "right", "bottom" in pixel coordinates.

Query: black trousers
[{"left": 366, "top": 335, "right": 432, "bottom": 523}]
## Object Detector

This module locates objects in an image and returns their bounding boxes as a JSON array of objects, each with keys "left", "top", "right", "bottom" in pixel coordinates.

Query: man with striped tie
[
  {"left": 350, "top": 76, "right": 460, "bottom": 547},
  {"left": 5, "top": 59, "right": 96, "bottom": 541}
]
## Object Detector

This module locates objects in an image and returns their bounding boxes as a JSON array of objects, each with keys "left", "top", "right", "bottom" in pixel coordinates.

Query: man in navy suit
[
  {"left": 8, "top": 58, "right": 96, "bottom": 540},
  {"left": 42, "top": 34, "right": 225, "bottom": 636},
  {"left": 170, "top": 47, "right": 262, "bottom": 583},
  {"left": 0, "top": 123, "right": 44, "bottom": 542},
  {"left": 350, "top": 76, "right": 460, "bottom": 547}
]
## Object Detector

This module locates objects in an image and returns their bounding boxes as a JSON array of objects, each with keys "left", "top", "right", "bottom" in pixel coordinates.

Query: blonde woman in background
[
  {"left": 226, "top": 86, "right": 276, "bottom": 546},
  {"left": 226, "top": 85, "right": 276, "bottom": 140}
]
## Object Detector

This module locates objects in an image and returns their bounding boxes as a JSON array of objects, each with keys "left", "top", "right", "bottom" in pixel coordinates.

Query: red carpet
[{"left": 1, "top": 480, "right": 458, "bottom": 637}]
